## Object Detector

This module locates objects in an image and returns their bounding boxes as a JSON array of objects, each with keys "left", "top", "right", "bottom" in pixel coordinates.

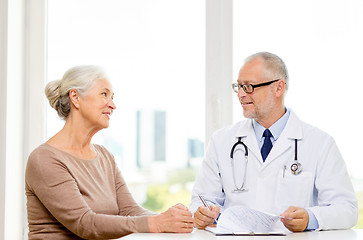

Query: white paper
[{"left": 213, "top": 205, "right": 288, "bottom": 234}]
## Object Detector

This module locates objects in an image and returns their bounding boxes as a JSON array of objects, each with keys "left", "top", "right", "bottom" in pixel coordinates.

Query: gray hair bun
[
  {"left": 44, "top": 79, "right": 71, "bottom": 120},
  {"left": 44, "top": 65, "right": 106, "bottom": 120}
]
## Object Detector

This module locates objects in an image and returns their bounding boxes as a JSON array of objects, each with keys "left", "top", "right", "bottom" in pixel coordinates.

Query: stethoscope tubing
[
  {"left": 230, "top": 137, "right": 249, "bottom": 192},
  {"left": 230, "top": 137, "right": 302, "bottom": 193}
]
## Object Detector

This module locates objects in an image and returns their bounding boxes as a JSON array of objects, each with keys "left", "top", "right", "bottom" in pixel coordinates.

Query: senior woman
[{"left": 25, "top": 65, "right": 194, "bottom": 239}]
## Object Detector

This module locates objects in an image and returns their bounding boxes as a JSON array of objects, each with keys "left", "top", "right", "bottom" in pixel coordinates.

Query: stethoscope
[{"left": 229, "top": 137, "right": 302, "bottom": 193}]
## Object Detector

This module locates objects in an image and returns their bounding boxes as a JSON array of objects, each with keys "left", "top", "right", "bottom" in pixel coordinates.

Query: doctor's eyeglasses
[{"left": 232, "top": 79, "right": 280, "bottom": 94}]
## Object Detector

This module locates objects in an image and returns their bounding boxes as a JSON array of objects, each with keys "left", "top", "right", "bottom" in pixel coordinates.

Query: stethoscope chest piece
[
  {"left": 290, "top": 139, "right": 302, "bottom": 175},
  {"left": 290, "top": 162, "right": 302, "bottom": 175}
]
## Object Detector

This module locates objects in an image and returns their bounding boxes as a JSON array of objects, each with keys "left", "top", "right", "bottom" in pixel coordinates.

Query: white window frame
[
  {"left": 0, "top": 0, "right": 232, "bottom": 239},
  {"left": 0, "top": 0, "right": 47, "bottom": 239},
  {"left": 0, "top": 0, "right": 8, "bottom": 238},
  {"left": 205, "top": 0, "right": 233, "bottom": 141}
]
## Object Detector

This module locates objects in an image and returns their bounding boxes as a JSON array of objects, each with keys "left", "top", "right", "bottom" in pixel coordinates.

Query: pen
[
  {"left": 283, "top": 165, "right": 286, "bottom": 178},
  {"left": 198, "top": 194, "right": 218, "bottom": 223}
]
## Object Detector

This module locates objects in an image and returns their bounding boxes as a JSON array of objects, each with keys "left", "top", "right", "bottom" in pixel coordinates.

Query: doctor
[{"left": 190, "top": 52, "right": 358, "bottom": 232}]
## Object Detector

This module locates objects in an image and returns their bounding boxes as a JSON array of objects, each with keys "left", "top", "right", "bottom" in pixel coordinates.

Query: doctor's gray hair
[
  {"left": 245, "top": 52, "right": 289, "bottom": 90},
  {"left": 45, "top": 65, "right": 107, "bottom": 120}
]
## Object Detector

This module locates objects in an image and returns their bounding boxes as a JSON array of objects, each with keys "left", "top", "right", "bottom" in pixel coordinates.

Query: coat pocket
[{"left": 275, "top": 170, "right": 314, "bottom": 212}]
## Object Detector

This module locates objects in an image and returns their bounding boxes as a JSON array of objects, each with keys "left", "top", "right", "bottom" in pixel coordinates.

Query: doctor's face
[{"left": 237, "top": 58, "right": 278, "bottom": 123}]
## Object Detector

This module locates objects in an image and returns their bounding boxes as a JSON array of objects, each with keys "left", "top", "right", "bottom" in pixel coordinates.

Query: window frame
[{"left": 0, "top": 0, "right": 47, "bottom": 239}]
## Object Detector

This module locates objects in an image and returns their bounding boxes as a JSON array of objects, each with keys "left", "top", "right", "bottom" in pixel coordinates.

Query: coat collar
[{"left": 233, "top": 109, "right": 303, "bottom": 164}]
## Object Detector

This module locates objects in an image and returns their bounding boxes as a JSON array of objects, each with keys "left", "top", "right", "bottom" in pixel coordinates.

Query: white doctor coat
[{"left": 190, "top": 110, "right": 358, "bottom": 230}]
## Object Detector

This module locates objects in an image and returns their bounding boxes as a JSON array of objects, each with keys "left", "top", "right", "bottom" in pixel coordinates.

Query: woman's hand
[
  {"left": 193, "top": 205, "right": 220, "bottom": 229},
  {"left": 148, "top": 203, "right": 194, "bottom": 233}
]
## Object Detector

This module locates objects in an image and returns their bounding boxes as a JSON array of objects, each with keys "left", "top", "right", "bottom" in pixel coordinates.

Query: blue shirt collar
[{"left": 253, "top": 108, "right": 291, "bottom": 143}]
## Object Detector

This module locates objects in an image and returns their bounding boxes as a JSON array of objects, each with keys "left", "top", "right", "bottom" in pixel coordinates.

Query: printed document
[{"left": 206, "top": 205, "right": 290, "bottom": 236}]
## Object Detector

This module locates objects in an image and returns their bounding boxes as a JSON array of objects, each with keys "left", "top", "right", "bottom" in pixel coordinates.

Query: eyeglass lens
[{"left": 232, "top": 83, "right": 253, "bottom": 93}]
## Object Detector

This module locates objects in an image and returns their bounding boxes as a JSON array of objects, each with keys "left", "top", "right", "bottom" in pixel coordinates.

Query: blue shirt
[
  {"left": 252, "top": 109, "right": 319, "bottom": 231},
  {"left": 252, "top": 109, "right": 290, "bottom": 149}
]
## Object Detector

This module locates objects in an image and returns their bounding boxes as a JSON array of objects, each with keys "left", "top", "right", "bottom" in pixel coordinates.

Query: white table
[{"left": 121, "top": 229, "right": 363, "bottom": 240}]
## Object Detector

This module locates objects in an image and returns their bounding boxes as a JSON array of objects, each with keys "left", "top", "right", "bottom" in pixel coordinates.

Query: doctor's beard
[{"left": 241, "top": 93, "right": 276, "bottom": 123}]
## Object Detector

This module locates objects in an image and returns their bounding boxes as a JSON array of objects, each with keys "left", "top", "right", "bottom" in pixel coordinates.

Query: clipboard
[
  {"left": 206, "top": 227, "right": 287, "bottom": 236},
  {"left": 204, "top": 205, "right": 291, "bottom": 236}
]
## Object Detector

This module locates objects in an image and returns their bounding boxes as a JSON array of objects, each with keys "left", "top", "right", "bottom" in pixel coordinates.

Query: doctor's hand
[
  {"left": 280, "top": 206, "right": 309, "bottom": 232},
  {"left": 193, "top": 205, "right": 220, "bottom": 229},
  {"left": 148, "top": 203, "right": 194, "bottom": 233}
]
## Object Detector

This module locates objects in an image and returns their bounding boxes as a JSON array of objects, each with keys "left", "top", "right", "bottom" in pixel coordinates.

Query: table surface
[{"left": 121, "top": 228, "right": 363, "bottom": 240}]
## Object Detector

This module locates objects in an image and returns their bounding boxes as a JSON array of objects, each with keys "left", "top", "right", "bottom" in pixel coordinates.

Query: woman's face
[{"left": 78, "top": 78, "right": 116, "bottom": 130}]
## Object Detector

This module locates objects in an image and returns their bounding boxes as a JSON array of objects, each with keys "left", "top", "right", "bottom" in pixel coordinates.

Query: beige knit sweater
[{"left": 25, "top": 143, "right": 154, "bottom": 239}]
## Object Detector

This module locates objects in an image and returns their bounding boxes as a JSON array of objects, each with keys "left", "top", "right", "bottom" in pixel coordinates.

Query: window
[{"left": 46, "top": 0, "right": 205, "bottom": 210}]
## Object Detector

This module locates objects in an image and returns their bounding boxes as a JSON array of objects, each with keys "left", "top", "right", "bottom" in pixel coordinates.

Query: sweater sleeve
[
  {"left": 26, "top": 147, "right": 151, "bottom": 239},
  {"left": 114, "top": 167, "right": 155, "bottom": 218}
]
